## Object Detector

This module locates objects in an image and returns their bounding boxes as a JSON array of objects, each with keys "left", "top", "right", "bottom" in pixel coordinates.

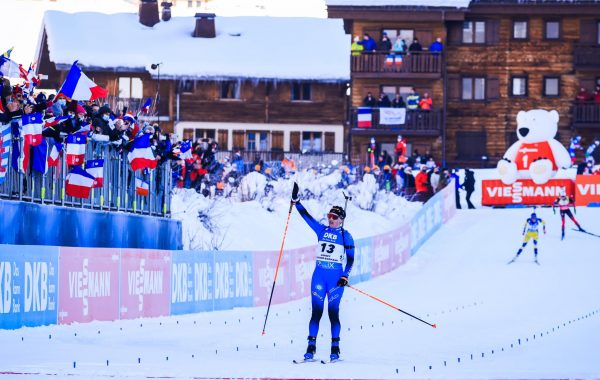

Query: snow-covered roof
[
  {"left": 42, "top": 11, "right": 350, "bottom": 81},
  {"left": 326, "top": 0, "right": 470, "bottom": 7}
]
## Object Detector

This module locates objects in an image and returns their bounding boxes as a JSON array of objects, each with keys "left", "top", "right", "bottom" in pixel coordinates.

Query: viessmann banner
[
  {"left": 482, "top": 179, "right": 575, "bottom": 206},
  {"left": 0, "top": 183, "right": 457, "bottom": 329},
  {"left": 574, "top": 175, "right": 600, "bottom": 206}
]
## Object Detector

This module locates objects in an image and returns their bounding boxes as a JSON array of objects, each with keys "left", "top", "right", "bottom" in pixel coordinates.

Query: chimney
[
  {"left": 139, "top": 0, "right": 160, "bottom": 27},
  {"left": 193, "top": 13, "right": 216, "bottom": 38},
  {"left": 161, "top": 2, "right": 173, "bottom": 22}
]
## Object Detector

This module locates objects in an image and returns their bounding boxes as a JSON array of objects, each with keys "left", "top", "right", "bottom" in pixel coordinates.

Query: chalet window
[
  {"left": 513, "top": 20, "right": 528, "bottom": 40},
  {"left": 462, "top": 21, "right": 485, "bottom": 44},
  {"left": 462, "top": 77, "right": 485, "bottom": 100},
  {"left": 511, "top": 76, "right": 528, "bottom": 97},
  {"left": 301, "top": 132, "right": 322, "bottom": 153},
  {"left": 382, "top": 29, "right": 414, "bottom": 47},
  {"left": 118, "top": 77, "right": 143, "bottom": 99},
  {"left": 544, "top": 20, "right": 560, "bottom": 40},
  {"left": 247, "top": 132, "right": 268, "bottom": 151},
  {"left": 543, "top": 77, "right": 560, "bottom": 97},
  {"left": 220, "top": 81, "right": 240, "bottom": 100},
  {"left": 456, "top": 132, "right": 487, "bottom": 160},
  {"left": 292, "top": 83, "right": 311, "bottom": 101},
  {"left": 382, "top": 85, "right": 412, "bottom": 102},
  {"left": 179, "top": 80, "right": 194, "bottom": 94}
]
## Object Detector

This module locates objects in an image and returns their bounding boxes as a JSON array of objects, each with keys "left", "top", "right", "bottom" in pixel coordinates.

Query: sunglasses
[{"left": 327, "top": 213, "right": 340, "bottom": 220}]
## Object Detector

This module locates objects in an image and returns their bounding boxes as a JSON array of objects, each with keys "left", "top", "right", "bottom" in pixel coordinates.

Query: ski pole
[
  {"left": 346, "top": 284, "right": 437, "bottom": 328},
  {"left": 261, "top": 183, "right": 298, "bottom": 335}
]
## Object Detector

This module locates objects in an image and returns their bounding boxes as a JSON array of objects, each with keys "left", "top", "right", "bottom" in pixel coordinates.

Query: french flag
[
  {"left": 44, "top": 115, "right": 70, "bottom": 129},
  {"left": 180, "top": 140, "right": 193, "bottom": 160},
  {"left": 66, "top": 133, "right": 87, "bottom": 166},
  {"left": 128, "top": 133, "right": 157, "bottom": 171},
  {"left": 135, "top": 177, "right": 149, "bottom": 196},
  {"left": 86, "top": 159, "right": 104, "bottom": 188},
  {"left": 65, "top": 166, "right": 95, "bottom": 199},
  {"left": 357, "top": 107, "right": 372, "bottom": 128},
  {"left": 22, "top": 113, "right": 44, "bottom": 146},
  {"left": 58, "top": 61, "right": 108, "bottom": 101},
  {"left": 141, "top": 98, "right": 151, "bottom": 114},
  {"left": 394, "top": 55, "right": 403, "bottom": 66},
  {"left": 385, "top": 54, "right": 395, "bottom": 66},
  {"left": 48, "top": 142, "right": 63, "bottom": 167}
]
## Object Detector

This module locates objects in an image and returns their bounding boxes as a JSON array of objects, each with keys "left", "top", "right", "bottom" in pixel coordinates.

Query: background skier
[{"left": 509, "top": 212, "right": 546, "bottom": 264}]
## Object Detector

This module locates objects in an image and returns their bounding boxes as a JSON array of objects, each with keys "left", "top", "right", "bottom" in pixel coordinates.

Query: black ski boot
[
  {"left": 330, "top": 337, "right": 341, "bottom": 361},
  {"left": 304, "top": 336, "right": 317, "bottom": 360}
]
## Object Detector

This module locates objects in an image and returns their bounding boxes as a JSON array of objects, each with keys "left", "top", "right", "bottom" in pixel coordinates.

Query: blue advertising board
[
  {"left": 170, "top": 251, "right": 214, "bottom": 315},
  {"left": 212, "top": 252, "right": 253, "bottom": 311},
  {"left": 349, "top": 237, "right": 373, "bottom": 284},
  {"left": 410, "top": 192, "right": 444, "bottom": 256},
  {"left": 0, "top": 245, "right": 59, "bottom": 329}
]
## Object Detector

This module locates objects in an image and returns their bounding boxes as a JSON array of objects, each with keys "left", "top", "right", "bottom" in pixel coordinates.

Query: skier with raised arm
[
  {"left": 291, "top": 183, "right": 355, "bottom": 363},
  {"left": 553, "top": 193, "right": 585, "bottom": 240},
  {"left": 508, "top": 212, "right": 546, "bottom": 265}
]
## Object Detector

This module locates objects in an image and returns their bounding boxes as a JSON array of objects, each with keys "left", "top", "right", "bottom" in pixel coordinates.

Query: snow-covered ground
[{"left": 1, "top": 207, "right": 599, "bottom": 379}]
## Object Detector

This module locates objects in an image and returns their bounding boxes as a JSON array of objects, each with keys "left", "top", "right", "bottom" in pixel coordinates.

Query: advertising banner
[
  {"left": 170, "top": 251, "right": 214, "bottom": 315},
  {"left": 390, "top": 223, "right": 411, "bottom": 269},
  {"left": 410, "top": 195, "right": 443, "bottom": 255},
  {"left": 441, "top": 179, "right": 457, "bottom": 223},
  {"left": 58, "top": 247, "right": 120, "bottom": 324},
  {"left": 349, "top": 237, "right": 372, "bottom": 284},
  {"left": 289, "top": 245, "right": 316, "bottom": 301},
  {"left": 212, "top": 252, "right": 253, "bottom": 311},
  {"left": 0, "top": 246, "right": 58, "bottom": 329},
  {"left": 574, "top": 175, "right": 600, "bottom": 206},
  {"left": 371, "top": 231, "right": 396, "bottom": 277},
  {"left": 252, "top": 251, "right": 291, "bottom": 307},
  {"left": 482, "top": 179, "right": 574, "bottom": 206},
  {"left": 120, "top": 249, "right": 171, "bottom": 320}
]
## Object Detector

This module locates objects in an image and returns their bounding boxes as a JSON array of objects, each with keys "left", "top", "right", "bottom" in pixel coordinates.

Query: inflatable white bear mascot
[{"left": 497, "top": 109, "right": 571, "bottom": 185}]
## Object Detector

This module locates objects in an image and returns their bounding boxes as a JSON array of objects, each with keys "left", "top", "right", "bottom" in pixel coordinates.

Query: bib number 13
[{"left": 320, "top": 243, "right": 335, "bottom": 254}]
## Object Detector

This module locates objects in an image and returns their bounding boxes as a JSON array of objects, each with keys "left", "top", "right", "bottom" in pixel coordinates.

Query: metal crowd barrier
[{"left": 0, "top": 137, "right": 172, "bottom": 217}]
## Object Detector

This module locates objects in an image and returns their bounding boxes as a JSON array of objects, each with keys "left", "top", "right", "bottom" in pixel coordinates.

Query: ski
[
  {"left": 293, "top": 358, "right": 318, "bottom": 364},
  {"left": 571, "top": 228, "right": 600, "bottom": 238},
  {"left": 321, "top": 359, "right": 343, "bottom": 364}
]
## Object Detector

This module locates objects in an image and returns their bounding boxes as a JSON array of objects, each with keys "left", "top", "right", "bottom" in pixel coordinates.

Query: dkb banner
[
  {"left": 171, "top": 251, "right": 214, "bottom": 315},
  {"left": 212, "top": 252, "right": 253, "bottom": 311},
  {"left": 0, "top": 246, "right": 58, "bottom": 329}
]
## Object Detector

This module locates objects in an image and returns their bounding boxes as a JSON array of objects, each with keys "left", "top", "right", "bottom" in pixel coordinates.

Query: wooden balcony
[
  {"left": 349, "top": 107, "right": 442, "bottom": 136},
  {"left": 573, "top": 102, "right": 600, "bottom": 129},
  {"left": 351, "top": 52, "right": 442, "bottom": 79},
  {"left": 573, "top": 46, "right": 600, "bottom": 70}
]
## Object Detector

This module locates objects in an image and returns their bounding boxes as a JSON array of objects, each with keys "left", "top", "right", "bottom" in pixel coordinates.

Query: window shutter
[
  {"left": 290, "top": 132, "right": 301, "bottom": 152},
  {"left": 485, "top": 20, "right": 500, "bottom": 45},
  {"left": 233, "top": 130, "right": 245, "bottom": 151},
  {"left": 324, "top": 132, "right": 335, "bottom": 152},
  {"left": 217, "top": 130, "right": 228, "bottom": 149},
  {"left": 579, "top": 20, "right": 597, "bottom": 45},
  {"left": 447, "top": 22, "right": 462, "bottom": 46},
  {"left": 486, "top": 77, "right": 500, "bottom": 100},
  {"left": 447, "top": 75, "right": 461, "bottom": 101},
  {"left": 271, "top": 131, "right": 284, "bottom": 151}
]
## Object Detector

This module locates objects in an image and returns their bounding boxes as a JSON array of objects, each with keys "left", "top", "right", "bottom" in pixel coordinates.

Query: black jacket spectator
[
  {"left": 363, "top": 92, "right": 377, "bottom": 107},
  {"left": 377, "top": 36, "right": 392, "bottom": 51},
  {"left": 409, "top": 39, "right": 423, "bottom": 52},
  {"left": 392, "top": 94, "right": 406, "bottom": 108},
  {"left": 377, "top": 93, "right": 391, "bottom": 108}
]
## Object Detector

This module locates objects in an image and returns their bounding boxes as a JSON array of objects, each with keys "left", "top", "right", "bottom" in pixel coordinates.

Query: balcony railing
[
  {"left": 350, "top": 108, "right": 442, "bottom": 134},
  {"left": 351, "top": 52, "right": 442, "bottom": 75},
  {"left": 573, "top": 102, "right": 600, "bottom": 126},
  {"left": 573, "top": 46, "right": 600, "bottom": 69}
]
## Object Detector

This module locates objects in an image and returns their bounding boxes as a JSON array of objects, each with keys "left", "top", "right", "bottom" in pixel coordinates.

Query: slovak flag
[
  {"left": 128, "top": 133, "right": 157, "bottom": 171},
  {"left": 141, "top": 98, "right": 151, "bottom": 114},
  {"left": 66, "top": 133, "right": 87, "bottom": 166},
  {"left": 22, "top": 113, "right": 44, "bottom": 146},
  {"left": 86, "top": 159, "right": 104, "bottom": 188},
  {"left": 65, "top": 166, "right": 95, "bottom": 199},
  {"left": 48, "top": 142, "right": 63, "bottom": 167},
  {"left": 135, "top": 177, "right": 149, "bottom": 196},
  {"left": 357, "top": 107, "right": 372, "bottom": 128},
  {"left": 57, "top": 61, "right": 108, "bottom": 101},
  {"left": 180, "top": 140, "right": 192, "bottom": 160}
]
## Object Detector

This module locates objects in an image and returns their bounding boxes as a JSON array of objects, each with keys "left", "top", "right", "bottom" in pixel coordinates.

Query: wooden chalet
[
  {"left": 36, "top": 1, "right": 349, "bottom": 158},
  {"left": 327, "top": 0, "right": 600, "bottom": 167}
]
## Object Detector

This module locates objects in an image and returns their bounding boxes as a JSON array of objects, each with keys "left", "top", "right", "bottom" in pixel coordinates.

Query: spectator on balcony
[
  {"left": 363, "top": 92, "right": 377, "bottom": 107},
  {"left": 418, "top": 92, "right": 433, "bottom": 110},
  {"left": 429, "top": 37, "right": 443, "bottom": 53},
  {"left": 408, "top": 38, "right": 423, "bottom": 53},
  {"left": 377, "top": 92, "right": 391, "bottom": 108},
  {"left": 359, "top": 33, "right": 377, "bottom": 52},
  {"left": 576, "top": 87, "right": 593, "bottom": 102},
  {"left": 594, "top": 85, "right": 600, "bottom": 103},
  {"left": 391, "top": 93, "right": 406, "bottom": 108},
  {"left": 392, "top": 37, "right": 407, "bottom": 54},
  {"left": 406, "top": 88, "right": 420, "bottom": 110},
  {"left": 351, "top": 36, "right": 364, "bottom": 56},
  {"left": 377, "top": 34, "right": 392, "bottom": 52}
]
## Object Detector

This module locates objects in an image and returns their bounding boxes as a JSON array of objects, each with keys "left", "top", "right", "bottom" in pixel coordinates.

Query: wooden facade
[{"left": 329, "top": 0, "right": 600, "bottom": 166}]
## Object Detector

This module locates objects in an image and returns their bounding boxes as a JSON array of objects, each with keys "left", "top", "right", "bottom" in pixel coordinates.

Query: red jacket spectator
[
  {"left": 576, "top": 87, "right": 593, "bottom": 102},
  {"left": 415, "top": 167, "right": 429, "bottom": 193}
]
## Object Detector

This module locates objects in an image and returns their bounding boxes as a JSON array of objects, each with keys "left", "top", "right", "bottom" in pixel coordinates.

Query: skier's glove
[
  {"left": 291, "top": 182, "right": 300, "bottom": 203},
  {"left": 336, "top": 276, "right": 348, "bottom": 287}
]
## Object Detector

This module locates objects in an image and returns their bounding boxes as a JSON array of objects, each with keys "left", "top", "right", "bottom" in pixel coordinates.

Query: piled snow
[
  {"left": 326, "top": 0, "right": 471, "bottom": 7},
  {"left": 42, "top": 11, "right": 350, "bottom": 81},
  {"left": 171, "top": 170, "right": 422, "bottom": 250},
  {"left": 1, "top": 208, "right": 599, "bottom": 378}
]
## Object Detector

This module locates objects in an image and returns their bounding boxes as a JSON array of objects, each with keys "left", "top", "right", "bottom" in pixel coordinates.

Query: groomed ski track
[{"left": 1, "top": 208, "right": 599, "bottom": 379}]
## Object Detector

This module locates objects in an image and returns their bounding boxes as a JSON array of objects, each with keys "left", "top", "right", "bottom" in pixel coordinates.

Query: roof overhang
[{"left": 327, "top": 6, "right": 467, "bottom": 21}]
